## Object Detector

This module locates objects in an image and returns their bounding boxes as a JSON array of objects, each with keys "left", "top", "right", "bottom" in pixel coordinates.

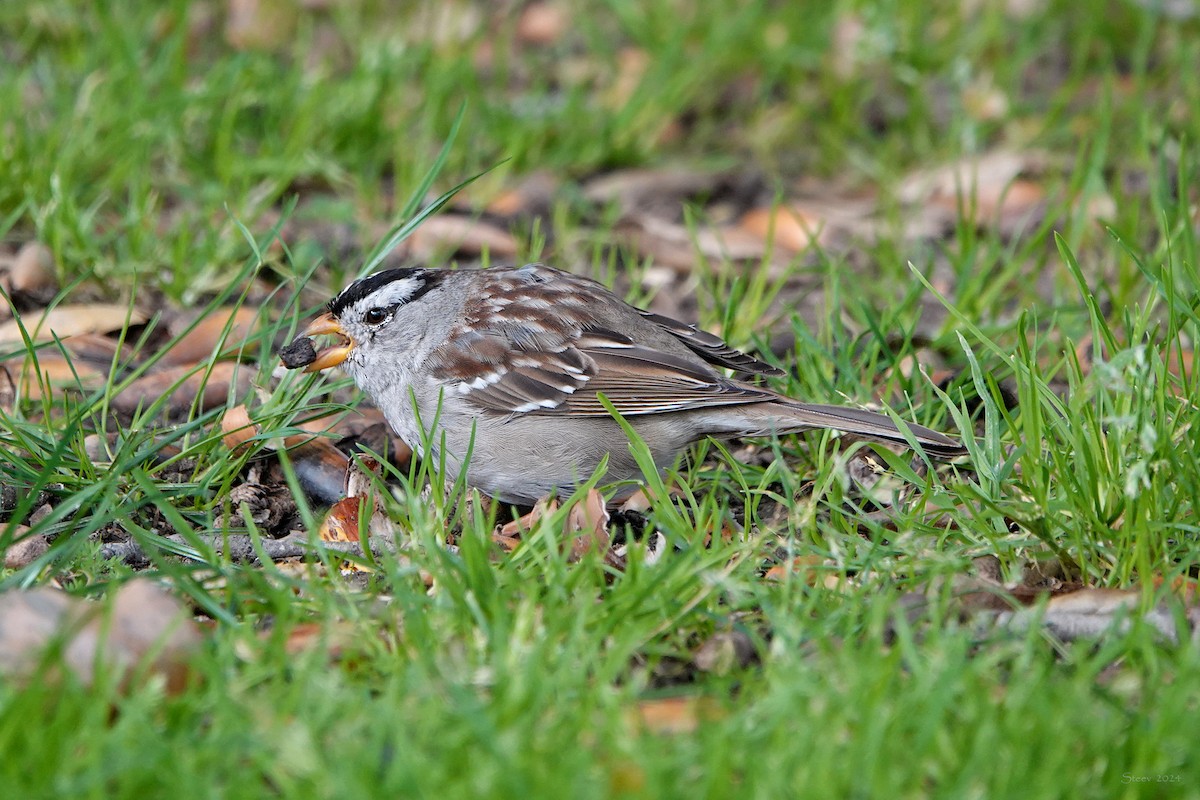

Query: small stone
[
  {"left": 4, "top": 530, "right": 49, "bottom": 570},
  {"left": 279, "top": 337, "right": 317, "bottom": 369}
]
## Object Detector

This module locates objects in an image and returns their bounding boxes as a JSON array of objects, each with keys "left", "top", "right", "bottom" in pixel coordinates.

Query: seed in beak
[{"left": 277, "top": 312, "right": 355, "bottom": 372}]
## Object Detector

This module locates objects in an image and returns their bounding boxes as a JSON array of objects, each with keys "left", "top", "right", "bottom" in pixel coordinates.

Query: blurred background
[{"left": 4, "top": 0, "right": 1195, "bottom": 322}]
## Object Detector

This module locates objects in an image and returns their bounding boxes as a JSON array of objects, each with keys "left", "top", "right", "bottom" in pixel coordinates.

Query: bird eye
[{"left": 364, "top": 307, "right": 390, "bottom": 325}]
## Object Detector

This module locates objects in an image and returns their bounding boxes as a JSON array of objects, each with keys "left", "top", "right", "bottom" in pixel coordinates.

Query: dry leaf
[
  {"left": 319, "top": 497, "right": 367, "bottom": 543},
  {"left": 0, "top": 580, "right": 203, "bottom": 693},
  {"left": 3, "top": 350, "right": 109, "bottom": 401},
  {"left": 628, "top": 696, "right": 723, "bottom": 735},
  {"left": 0, "top": 365, "right": 14, "bottom": 412},
  {"left": 739, "top": 205, "right": 824, "bottom": 252},
  {"left": 763, "top": 555, "right": 829, "bottom": 585},
  {"left": 491, "top": 531, "right": 521, "bottom": 552},
  {"left": 318, "top": 455, "right": 394, "bottom": 549},
  {"left": 0, "top": 304, "right": 148, "bottom": 348},
  {"left": 515, "top": 1, "right": 567, "bottom": 46},
  {"left": 225, "top": 0, "right": 295, "bottom": 51},
  {"left": 1003, "top": 588, "right": 1185, "bottom": 643},
  {"left": 898, "top": 150, "right": 1046, "bottom": 231},
  {"left": 486, "top": 171, "right": 560, "bottom": 218},
  {"left": 159, "top": 306, "right": 259, "bottom": 367},
  {"left": 583, "top": 167, "right": 738, "bottom": 211},
  {"left": 613, "top": 216, "right": 781, "bottom": 274},
  {"left": 566, "top": 488, "right": 610, "bottom": 561},
  {"left": 408, "top": 215, "right": 520, "bottom": 261},
  {"left": 220, "top": 403, "right": 259, "bottom": 450},
  {"left": 112, "top": 361, "right": 253, "bottom": 418},
  {"left": 604, "top": 47, "right": 650, "bottom": 110},
  {"left": 8, "top": 241, "right": 58, "bottom": 300}
]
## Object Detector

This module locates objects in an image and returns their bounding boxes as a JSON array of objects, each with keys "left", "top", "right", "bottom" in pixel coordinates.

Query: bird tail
[{"left": 735, "top": 401, "right": 968, "bottom": 459}]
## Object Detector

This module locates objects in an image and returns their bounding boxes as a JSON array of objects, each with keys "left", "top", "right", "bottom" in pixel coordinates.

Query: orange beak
[{"left": 299, "top": 311, "right": 355, "bottom": 373}]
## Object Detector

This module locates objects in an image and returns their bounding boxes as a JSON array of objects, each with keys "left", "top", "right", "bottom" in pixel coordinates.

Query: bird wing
[
  {"left": 635, "top": 309, "right": 783, "bottom": 376},
  {"left": 427, "top": 321, "right": 775, "bottom": 418}
]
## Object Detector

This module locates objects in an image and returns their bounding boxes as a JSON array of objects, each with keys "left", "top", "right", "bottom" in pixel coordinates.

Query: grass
[{"left": 3, "top": 0, "right": 1200, "bottom": 797}]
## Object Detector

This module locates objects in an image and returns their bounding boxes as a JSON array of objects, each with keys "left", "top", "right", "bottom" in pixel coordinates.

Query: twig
[{"left": 100, "top": 533, "right": 368, "bottom": 567}]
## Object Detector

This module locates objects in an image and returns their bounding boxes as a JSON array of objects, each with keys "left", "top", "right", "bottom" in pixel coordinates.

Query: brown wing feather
[
  {"left": 558, "top": 347, "right": 775, "bottom": 416},
  {"left": 636, "top": 309, "right": 783, "bottom": 376},
  {"left": 428, "top": 314, "right": 775, "bottom": 418}
]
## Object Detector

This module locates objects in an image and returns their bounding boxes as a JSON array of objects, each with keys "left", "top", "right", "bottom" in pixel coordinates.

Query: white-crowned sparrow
[{"left": 282, "top": 263, "right": 965, "bottom": 504}]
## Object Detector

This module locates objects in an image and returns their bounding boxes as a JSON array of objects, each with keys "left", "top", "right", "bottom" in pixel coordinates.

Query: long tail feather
[{"left": 765, "top": 401, "right": 968, "bottom": 459}]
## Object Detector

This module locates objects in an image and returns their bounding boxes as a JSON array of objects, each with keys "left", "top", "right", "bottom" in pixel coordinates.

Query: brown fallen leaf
[
  {"left": 485, "top": 171, "right": 560, "bottom": 218},
  {"left": 763, "top": 555, "right": 832, "bottom": 586},
  {"left": 407, "top": 214, "right": 520, "bottom": 261},
  {"left": 604, "top": 46, "right": 650, "bottom": 110},
  {"left": 318, "top": 455, "right": 395, "bottom": 550},
  {"left": 1, "top": 332, "right": 134, "bottom": 402},
  {"left": 0, "top": 579, "right": 204, "bottom": 693},
  {"left": 158, "top": 306, "right": 260, "bottom": 367},
  {"left": 2, "top": 349, "right": 110, "bottom": 401},
  {"left": 613, "top": 215, "right": 783, "bottom": 274},
  {"left": 8, "top": 241, "right": 58, "bottom": 301},
  {"left": 0, "top": 365, "right": 14, "bottom": 412},
  {"left": 739, "top": 205, "right": 825, "bottom": 252},
  {"left": 627, "top": 695, "right": 724, "bottom": 736},
  {"left": 225, "top": 0, "right": 295, "bottom": 51},
  {"left": 566, "top": 488, "right": 610, "bottom": 561},
  {"left": 498, "top": 496, "right": 559, "bottom": 539},
  {"left": 112, "top": 361, "right": 254, "bottom": 419},
  {"left": 220, "top": 403, "right": 259, "bottom": 450},
  {"left": 898, "top": 150, "right": 1047, "bottom": 232},
  {"left": 583, "top": 167, "right": 747, "bottom": 213},
  {"left": 319, "top": 496, "right": 370, "bottom": 543},
  {"left": 0, "top": 304, "right": 148, "bottom": 348},
  {"left": 1153, "top": 575, "right": 1200, "bottom": 604},
  {"left": 515, "top": 0, "right": 568, "bottom": 46},
  {"left": 491, "top": 531, "right": 522, "bottom": 552}
]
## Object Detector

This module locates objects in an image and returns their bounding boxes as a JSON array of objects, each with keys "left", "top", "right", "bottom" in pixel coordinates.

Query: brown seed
[{"left": 279, "top": 337, "right": 317, "bottom": 369}]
